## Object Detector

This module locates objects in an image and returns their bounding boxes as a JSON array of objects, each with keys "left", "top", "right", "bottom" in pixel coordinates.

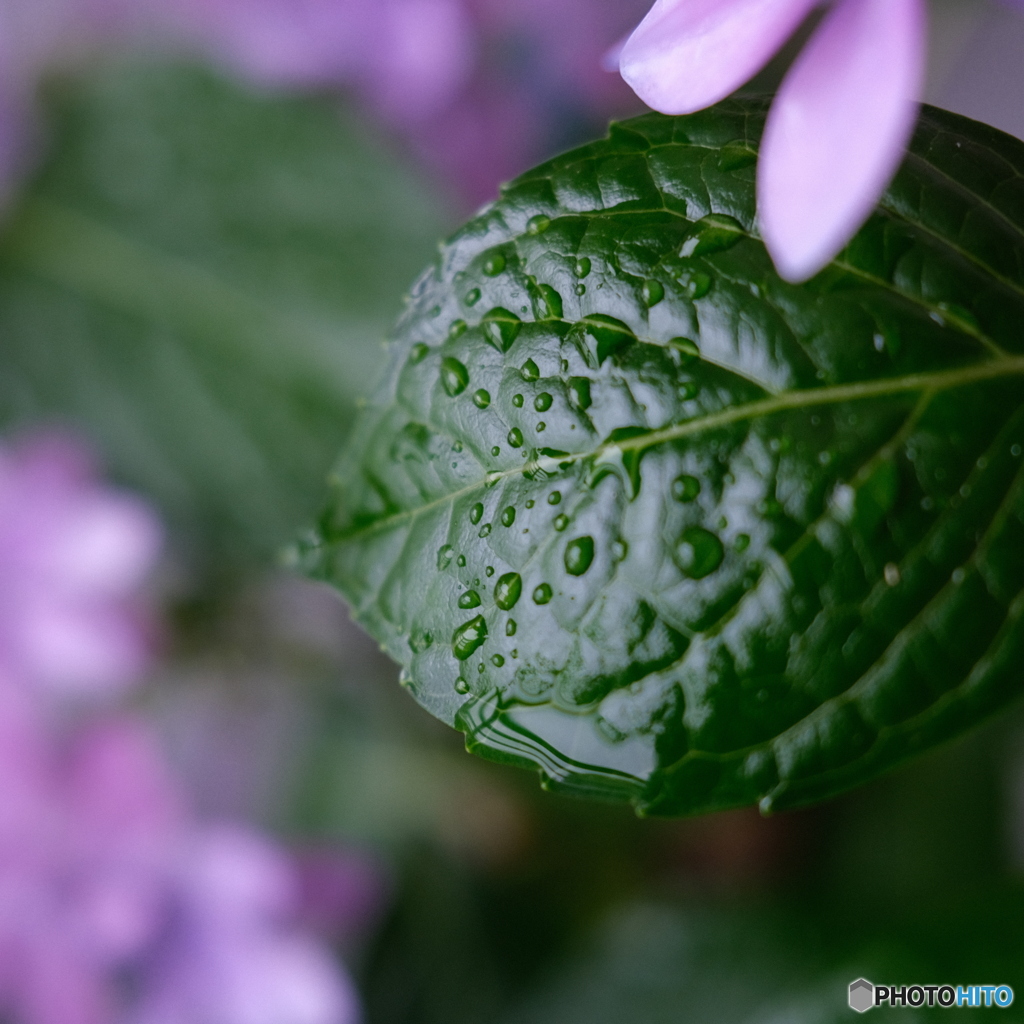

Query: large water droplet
[
  {"left": 409, "top": 629, "right": 433, "bottom": 653},
  {"left": 508, "top": 427, "right": 524, "bottom": 448},
  {"left": 483, "top": 252, "right": 506, "bottom": 276},
  {"left": 501, "top": 506, "right": 516, "bottom": 527},
  {"left": 588, "top": 426, "right": 650, "bottom": 499},
  {"left": 410, "top": 342, "right": 429, "bottom": 363},
  {"left": 534, "top": 392, "right": 553, "bottom": 412},
  {"left": 437, "top": 544, "right": 454, "bottom": 569},
  {"left": 574, "top": 257, "right": 591, "bottom": 278},
  {"left": 671, "top": 338, "right": 701, "bottom": 363},
  {"left": 527, "top": 214, "right": 551, "bottom": 235},
  {"left": 452, "top": 615, "right": 488, "bottom": 660},
  {"left": 495, "top": 572, "right": 523, "bottom": 610},
  {"left": 567, "top": 377, "right": 592, "bottom": 411},
  {"left": 575, "top": 314, "right": 636, "bottom": 366},
  {"left": 554, "top": 514, "right": 569, "bottom": 531},
  {"left": 677, "top": 527, "right": 724, "bottom": 579},
  {"left": 455, "top": 678, "right": 470, "bottom": 694},
  {"left": 641, "top": 279, "right": 664, "bottom": 307},
  {"left": 564, "top": 536, "right": 595, "bottom": 576},
  {"left": 672, "top": 475, "right": 701, "bottom": 502},
  {"left": 441, "top": 357, "right": 469, "bottom": 396},
  {"left": 458, "top": 590, "right": 482, "bottom": 609},
  {"left": 530, "top": 282, "right": 563, "bottom": 320},
  {"left": 473, "top": 389, "right": 491, "bottom": 409},
  {"left": 680, "top": 213, "right": 745, "bottom": 257},
  {"left": 533, "top": 583, "right": 553, "bottom": 604},
  {"left": 491, "top": 654, "right": 506, "bottom": 667},
  {"left": 547, "top": 491, "right": 561, "bottom": 505},
  {"left": 482, "top": 308, "right": 522, "bottom": 352},
  {"left": 521, "top": 359, "right": 540, "bottom": 381},
  {"left": 470, "top": 502, "right": 484, "bottom": 524}
]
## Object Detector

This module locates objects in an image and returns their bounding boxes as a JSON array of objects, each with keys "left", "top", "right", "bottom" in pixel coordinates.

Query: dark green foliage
[{"left": 307, "top": 98, "right": 1024, "bottom": 816}]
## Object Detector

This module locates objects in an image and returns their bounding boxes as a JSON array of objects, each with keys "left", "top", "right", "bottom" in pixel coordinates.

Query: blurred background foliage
[{"left": 1, "top": 1, "right": 1024, "bottom": 1020}]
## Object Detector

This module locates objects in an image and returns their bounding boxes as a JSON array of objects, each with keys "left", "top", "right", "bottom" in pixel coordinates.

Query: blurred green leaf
[
  {"left": 0, "top": 59, "right": 447, "bottom": 577},
  {"left": 307, "top": 99, "right": 1024, "bottom": 815}
]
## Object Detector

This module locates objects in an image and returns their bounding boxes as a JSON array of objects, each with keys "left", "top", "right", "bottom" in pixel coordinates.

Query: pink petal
[
  {"left": 758, "top": 0, "right": 927, "bottom": 281},
  {"left": 619, "top": 0, "right": 819, "bottom": 114}
]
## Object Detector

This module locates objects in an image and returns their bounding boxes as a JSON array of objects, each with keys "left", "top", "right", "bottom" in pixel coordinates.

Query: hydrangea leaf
[{"left": 306, "top": 99, "right": 1024, "bottom": 816}]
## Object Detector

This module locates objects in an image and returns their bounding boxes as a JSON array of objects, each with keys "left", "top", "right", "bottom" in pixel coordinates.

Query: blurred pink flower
[
  {"left": 127, "top": 825, "right": 361, "bottom": 1024},
  {"left": 0, "top": 705, "right": 181, "bottom": 1024},
  {"left": 618, "top": 0, "right": 927, "bottom": 282},
  {"left": 0, "top": 434, "right": 161, "bottom": 699},
  {"left": 0, "top": 704, "right": 361, "bottom": 1024}
]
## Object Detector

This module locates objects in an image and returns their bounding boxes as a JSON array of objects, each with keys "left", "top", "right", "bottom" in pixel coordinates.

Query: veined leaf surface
[{"left": 307, "top": 100, "right": 1024, "bottom": 816}]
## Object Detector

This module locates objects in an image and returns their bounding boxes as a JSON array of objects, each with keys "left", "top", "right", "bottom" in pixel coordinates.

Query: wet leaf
[{"left": 307, "top": 100, "right": 1024, "bottom": 816}]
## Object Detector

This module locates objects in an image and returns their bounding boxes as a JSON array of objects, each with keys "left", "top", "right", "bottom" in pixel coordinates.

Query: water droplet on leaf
[
  {"left": 483, "top": 253, "right": 506, "bottom": 276},
  {"left": 676, "top": 527, "right": 724, "bottom": 579},
  {"left": 521, "top": 359, "right": 540, "bottom": 381},
  {"left": 409, "top": 630, "right": 433, "bottom": 652},
  {"left": 533, "top": 583, "right": 553, "bottom": 604},
  {"left": 410, "top": 343, "right": 429, "bottom": 363},
  {"left": 464, "top": 288, "right": 481, "bottom": 306},
  {"left": 547, "top": 491, "right": 561, "bottom": 505},
  {"left": 641, "top": 279, "right": 664, "bottom": 307},
  {"left": 568, "top": 377, "right": 592, "bottom": 411},
  {"left": 672, "top": 475, "right": 701, "bottom": 502},
  {"left": 527, "top": 214, "right": 551, "bottom": 234},
  {"left": 564, "top": 536, "right": 595, "bottom": 576},
  {"left": 508, "top": 427, "right": 524, "bottom": 448},
  {"left": 438, "top": 544, "right": 454, "bottom": 569},
  {"left": 534, "top": 392, "right": 553, "bottom": 412},
  {"left": 501, "top": 506, "right": 516, "bottom": 527},
  {"left": 574, "top": 257, "right": 591, "bottom": 278},
  {"left": 458, "top": 590, "right": 482, "bottom": 609},
  {"left": 441, "top": 357, "right": 469, "bottom": 396},
  {"left": 452, "top": 616, "right": 488, "bottom": 660},
  {"left": 473, "top": 389, "right": 491, "bottom": 409},
  {"left": 481, "top": 308, "right": 522, "bottom": 352},
  {"left": 495, "top": 572, "right": 523, "bottom": 610},
  {"left": 470, "top": 502, "right": 484, "bottom": 524},
  {"left": 671, "top": 338, "right": 700, "bottom": 363}
]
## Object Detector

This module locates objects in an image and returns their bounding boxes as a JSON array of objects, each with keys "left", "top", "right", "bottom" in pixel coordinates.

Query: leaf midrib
[{"left": 330, "top": 355, "right": 1024, "bottom": 544}]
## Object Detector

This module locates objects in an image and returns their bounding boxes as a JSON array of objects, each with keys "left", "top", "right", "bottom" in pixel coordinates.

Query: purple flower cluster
[{"left": 0, "top": 433, "right": 361, "bottom": 1024}]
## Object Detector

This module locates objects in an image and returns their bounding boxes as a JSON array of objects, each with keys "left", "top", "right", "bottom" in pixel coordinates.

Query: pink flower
[
  {"left": 126, "top": 825, "right": 361, "bottom": 1024},
  {"left": 618, "top": 0, "right": 928, "bottom": 281},
  {"left": 0, "top": 434, "right": 162, "bottom": 699},
  {"left": 0, "top": 704, "right": 181, "bottom": 1024}
]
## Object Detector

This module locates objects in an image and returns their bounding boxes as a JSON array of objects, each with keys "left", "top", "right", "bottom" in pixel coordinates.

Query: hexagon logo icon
[{"left": 849, "top": 978, "right": 874, "bottom": 1013}]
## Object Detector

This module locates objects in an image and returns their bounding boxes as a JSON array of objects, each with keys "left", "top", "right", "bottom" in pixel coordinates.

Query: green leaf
[
  {"left": 306, "top": 98, "right": 1024, "bottom": 816},
  {"left": 0, "top": 60, "right": 446, "bottom": 577}
]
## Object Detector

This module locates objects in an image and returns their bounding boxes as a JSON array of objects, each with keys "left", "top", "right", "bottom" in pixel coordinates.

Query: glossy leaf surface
[{"left": 307, "top": 99, "right": 1024, "bottom": 816}]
